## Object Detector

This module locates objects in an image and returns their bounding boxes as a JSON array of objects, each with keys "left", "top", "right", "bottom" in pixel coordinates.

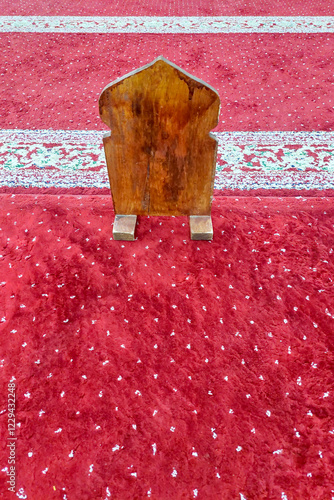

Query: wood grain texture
[
  {"left": 189, "top": 215, "right": 213, "bottom": 240},
  {"left": 99, "top": 56, "right": 220, "bottom": 216},
  {"left": 113, "top": 214, "right": 137, "bottom": 240}
]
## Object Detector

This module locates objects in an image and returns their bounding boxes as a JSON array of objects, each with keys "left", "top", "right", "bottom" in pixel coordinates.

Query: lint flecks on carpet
[
  {"left": 1, "top": 33, "right": 333, "bottom": 131},
  {"left": 0, "top": 194, "right": 333, "bottom": 499}
]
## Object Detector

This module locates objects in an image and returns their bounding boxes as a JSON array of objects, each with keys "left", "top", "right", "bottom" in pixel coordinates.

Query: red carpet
[
  {"left": 1, "top": 194, "right": 334, "bottom": 499},
  {"left": 2, "top": 33, "right": 334, "bottom": 131},
  {"left": 1, "top": 0, "right": 332, "bottom": 16},
  {"left": 1, "top": 0, "right": 334, "bottom": 497}
]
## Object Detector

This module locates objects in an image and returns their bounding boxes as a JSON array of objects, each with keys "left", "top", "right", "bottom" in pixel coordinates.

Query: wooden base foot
[
  {"left": 189, "top": 215, "right": 213, "bottom": 240},
  {"left": 113, "top": 215, "right": 137, "bottom": 241}
]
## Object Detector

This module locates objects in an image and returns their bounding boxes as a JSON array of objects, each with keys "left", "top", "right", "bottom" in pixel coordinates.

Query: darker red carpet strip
[
  {"left": 0, "top": 194, "right": 333, "bottom": 499},
  {"left": 2, "top": 0, "right": 332, "bottom": 16}
]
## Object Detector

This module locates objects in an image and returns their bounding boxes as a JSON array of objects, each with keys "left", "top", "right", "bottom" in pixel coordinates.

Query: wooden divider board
[{"left": 99, "top": 56, "right": 220, "bottom": 238}]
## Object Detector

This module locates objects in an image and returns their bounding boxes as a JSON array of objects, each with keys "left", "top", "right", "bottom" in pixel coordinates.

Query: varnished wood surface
[
  {"left": 189, "top": 215, "right": 213, "bottom": 240},
  {"left": 99, "top": 56, "right": 220, "bottom": 216},
  {"left": 113, "top": 214, "right": 137, "bottom": 240}
]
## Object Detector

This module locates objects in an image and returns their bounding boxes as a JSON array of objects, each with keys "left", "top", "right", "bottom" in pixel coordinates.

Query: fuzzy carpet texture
[
  {"left": 0, "top": 194, "right": 334, "bottom": 499},
  {"left": 1, "top": 0, "right": 334, "bottom": 499}
]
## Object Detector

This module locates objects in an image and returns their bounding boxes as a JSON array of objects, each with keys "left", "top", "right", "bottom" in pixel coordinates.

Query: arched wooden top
[{"left": 99, "top": 56, "right": 220, "bottom": 216}]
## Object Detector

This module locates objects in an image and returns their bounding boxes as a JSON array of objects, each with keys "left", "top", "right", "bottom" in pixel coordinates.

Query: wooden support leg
[
  {"left": 189, "top": 215, "right": 213, "bottom": 241},
  {"left": 113, "top": 215, "right": 137, "bottom": 241}
]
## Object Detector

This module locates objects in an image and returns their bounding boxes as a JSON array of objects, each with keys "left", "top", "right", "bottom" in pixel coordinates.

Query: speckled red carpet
[
  {"left": 1, "top": 0, "right": 334, "bottom": 498},
  {"left": 0, "top": 194, "right": 334, "bottom": 499}
]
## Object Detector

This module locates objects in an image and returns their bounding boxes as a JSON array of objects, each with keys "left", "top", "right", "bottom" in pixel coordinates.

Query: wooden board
[{"left": 99, "top": 56, "right": 220, "bottom": 216}]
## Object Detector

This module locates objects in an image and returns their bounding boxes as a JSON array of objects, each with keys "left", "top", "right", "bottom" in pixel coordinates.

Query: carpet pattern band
[
  {"left": 1, "top": 16, "right": 334, "bottom": 33},
  {"left": 1, "top": 131, "right": 333, "bottom": 192}
]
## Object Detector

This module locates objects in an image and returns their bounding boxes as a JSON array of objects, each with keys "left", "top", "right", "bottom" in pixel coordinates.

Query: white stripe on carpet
[
  {"left": 1, "top": 169, "right": 333, "bottom": 191},
  {"left": 1, "top": 130, "right": 334, "bottom": 190},
  {"left": 0, "top": 16, "right": 333, "bottom": 33}
]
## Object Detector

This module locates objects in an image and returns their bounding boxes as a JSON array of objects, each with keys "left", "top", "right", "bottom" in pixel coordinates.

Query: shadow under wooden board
[{"left": 99, "top": 56, "right": 220, "bottom": 240}]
